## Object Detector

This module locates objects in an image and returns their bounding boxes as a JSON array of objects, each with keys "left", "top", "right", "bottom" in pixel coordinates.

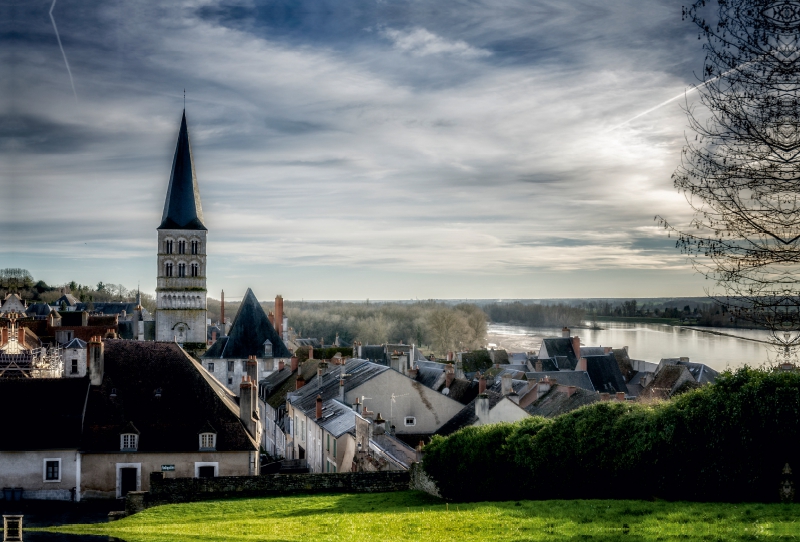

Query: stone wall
[
  {"left": 409, "top": 462, "right": 441, "bottom": 498},
  {"left": 148, "top": 470, "right": 411, "bottom": 504}
]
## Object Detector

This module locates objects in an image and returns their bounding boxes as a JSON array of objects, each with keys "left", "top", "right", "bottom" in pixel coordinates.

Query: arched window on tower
[
  {"left": 191, "top": 263, "right": 199, "bottom": 277},
  {"left": 191, "top": 240, "right": 199, "bottom": 255},
  {"left": 165, "top": 263, "right": 173, "bottom": 277},
  {"left": 178, "top": 263, "right": 186, "bottom": 277},
  {"left": 165, "top": 240, "right": 173, "bottom": 254},
  {"left": 178, "top": 240, "right": 186, "bottom": 254}
]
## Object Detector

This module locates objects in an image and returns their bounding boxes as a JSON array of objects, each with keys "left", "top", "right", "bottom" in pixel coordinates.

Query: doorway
[
  {"left": 198, "top": 466, "right": 215, "bottom": 478},
  {"left": 298, "top": 446, "right": 305, "bottom": 459},
  {"left": 120, "top": 468, "right": 137, "bottom": 497}
]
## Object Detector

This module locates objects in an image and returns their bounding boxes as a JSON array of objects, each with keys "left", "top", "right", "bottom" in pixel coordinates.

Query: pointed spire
[{"left": 159, "top": 110, "right": 206, "bottom": 230}]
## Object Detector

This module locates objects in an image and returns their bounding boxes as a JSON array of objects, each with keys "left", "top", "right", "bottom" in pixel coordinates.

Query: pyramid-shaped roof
[
  {"left": 159, "top": 110, "right": 206, "bottom": 230},
  {"left": 203, "top": 288, "right": 291, "bottom": 359}
]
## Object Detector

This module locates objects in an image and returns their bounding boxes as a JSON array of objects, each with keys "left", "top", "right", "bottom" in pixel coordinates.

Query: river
[{"left": 487, "top": 321, "right": 776, "bottom": 372}]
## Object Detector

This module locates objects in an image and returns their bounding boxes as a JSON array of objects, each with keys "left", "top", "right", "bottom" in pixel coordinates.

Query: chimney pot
[
  {"left": 535, "top": 359, "right": 543, "bottom": 372},
  {"left": 566, "top": 385, "right": 577, "bottom": 398},
  {"left": 616, "top": 391, "right": 626, "bottom": 401},
  {"left": 291, "top": 356, "right": 299, "bottom": 372},
  {"left": 501, "top": 373, "right": 512, "bottom": 396},
  {"left": 295, "top": 376, "right": 305, "bottom": 390},
  {"left": 278, "top": 359, "right": 285, "bottom": 371},
  {"left": 316, "top": 394, "right": 323, "bottom": 420}
]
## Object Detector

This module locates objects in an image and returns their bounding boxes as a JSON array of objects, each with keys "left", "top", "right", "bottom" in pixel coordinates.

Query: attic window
[
  {"left": 199, "top": 432, "right": 216, "bottom": 451},
  {"left": 120, "top": 434, "right": 138, "bottom": 451},
  {"left": 404, "top": 416, "right": 416, "bottom": 427},
  {"left": 208, "top": 362, "right": 215, "bottom": 372},
  {"left": 264, "top": 339, "right": 273, "bottom": 358}
]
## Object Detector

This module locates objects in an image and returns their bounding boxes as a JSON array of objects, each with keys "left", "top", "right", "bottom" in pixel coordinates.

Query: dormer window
[
  {"left": 121, "top": 433, "right": 138, "bottom": 451},
  {"left": 199, "top": 432, "right": 216, "bottom": 450},
  {"left": 263, "top": 339, "right": 273, "bottom": 358}
]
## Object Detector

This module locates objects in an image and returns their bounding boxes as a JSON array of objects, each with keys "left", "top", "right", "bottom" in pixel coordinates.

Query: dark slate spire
[
  {"left": 203, "top": 288, "right": 291, "bottom": 359},
  {"left": 159, "top": 110, "right": 206, "bottom": 230}
]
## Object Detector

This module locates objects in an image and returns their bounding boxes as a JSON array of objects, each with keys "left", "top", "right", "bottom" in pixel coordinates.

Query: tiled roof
[
  {"left": 204, "top": 288, "right": 290, "bottom": 359},
  {"left": 159, "top": 110, "right": 206, "bottom": 230},
  {"left": 82, "top": 341, "right": 256, "bottom": 452},
  {"left": 525, "top": 371, "right": 595, "bottom": 391},
  {"left": 0, "top": 377, "right": 90, "bottom": 450}
]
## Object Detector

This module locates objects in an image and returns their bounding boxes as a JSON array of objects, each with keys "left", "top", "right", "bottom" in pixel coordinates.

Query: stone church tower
[{"left": 155, "top": 111, "right": 207, "bottom": 343}]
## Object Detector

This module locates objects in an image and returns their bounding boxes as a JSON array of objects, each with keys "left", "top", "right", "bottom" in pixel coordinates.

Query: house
[
  {"left": 80, "top": 340, "right": 260, "bottom": 499},
  {"left": 535, "top": 334, "right": 582, "bottom": 371},
  {"left": 525, "top": 370, "right": 595, "bottom": 392},
  {"left": 638, "top": 358, "right": 719, "bottom": 400},
  {"left": 62, "top": 338, "right": 88, "bottom": 378},
  {"left": 0, "top": 294, "right": 26, "bottom": 314},
  {"left": 524, "top": 383, "right": 600, "bottom": 418},
  {"left": 409, "top": 362, "right": 479, "bottom": 405},
  {"left": 435, "top": 389, "right": 530, "bottom": 437},
  {"left": 0, "top": 377, "right": 89, "bottom": 500},
  {"left": 583, "top": 354, "right": 629, "bottom": 395},
  {"left": 203, "top": 288, "right": 291, "bottom": 395}
]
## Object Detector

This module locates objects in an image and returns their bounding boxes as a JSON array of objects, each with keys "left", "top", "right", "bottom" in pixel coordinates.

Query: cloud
[{"left": 381, "top": 27, "right": 491, "bottom": 59}]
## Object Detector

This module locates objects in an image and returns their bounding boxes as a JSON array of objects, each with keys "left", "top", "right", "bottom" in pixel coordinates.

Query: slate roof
[
  {"left": 82, "top": 341, "right": 256, "bottom": 452},
  {"left": 288, "top": 358, "right": 388, "bottom": 413},
  {"left": 159, "top": 111, "right": 206, "bottom": 230},
  {"left": 259, "top": 366, "right": 294, "bottom": 400},
  {"left": 676, "top": 361, "right": 719, "bottom": 385},
  {"left": 262, "top": 359, "right": 323, "bottom": 409},
  {"left": 435, "top": 391, "right": 504, "bottom": 436},
  {"left": 360, "top": 345, "right": 388, "bottom": 365},
  {"left": 74, "top": 302, "right": 146, "bottom": 317},
  {"left": 63, "top": 338, "right": 87, "bottom": 349},
  {"left": 316, "top": 399, "right": 356, "bottom": 438},
  {"left": 612, "top": 348, "right": 635, "bottom": 381},
  {"left": 540, "top": 338, "right": 579, "bottom": 369},
  {"left": 525, "top": 385, "right": 599, "bottom": 418},
  {"left": 585, "top": 354, "right": 629, "bottom": 394},
  {"left": 56, "top": 294, "right": 79, "bottom": 307},
  {"left": 204, "top": 288, "right": 290, "bottom": 359},
  {"left": 486, "top": 378, "right": 529, "bottom": 396},
  {"left": 0, "top": 377, "right": 90, "bottom": 450},
  {"left": 412, "top": 364, "right": 478, "bottom": 405},
  {"left": 526, "top": 370, "right": 595, "bottom": 391},
  {"left": 26, "top": 303, "right": 53, "bottom": 317}
]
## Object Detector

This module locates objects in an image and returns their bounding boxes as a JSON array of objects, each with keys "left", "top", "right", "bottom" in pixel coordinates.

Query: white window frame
[
  {"left": 194, "top": 462, "right": 219, "bottom": 478},
  {"left": 404, "top": 416, "right": 417, "bottom": 427},
  {"left": 43, "top": 458, "right": 61, "bottom": 483},
  {"left": 120, "top": 433, "right": 139, "bottom": 451},
  {"left": 208, "top": 362, "right": 214, "bottom": 372},
  {"left": 115, "top": 463, "right": 141, "bottom": 499},
  {"left": 199, "top": 432, "right": 217, "bottom": 450}
]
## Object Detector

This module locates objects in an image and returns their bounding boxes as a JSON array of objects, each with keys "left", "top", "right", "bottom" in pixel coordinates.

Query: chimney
[
  {"left": 308, "top": 346, "right": 314, "bottom": 360},
  {"left": 220, "top": 290, "right": 225, "bottom": 334},
  {"left": 535, "top": 359, "right": 543, "bottom": 372},
  {"left": 445, "top": 363, "right": 455, "bottom": 388},
  {"left": 501, "top": 373, "right": 512, "bottom": 396},
  {"left": 352, "top": 397, "right": 361, "bottom": 414},
  {"left": 562, "top": 327, "right": 570, "bottom": 338},
  {"left": 17, "top": 326, "right": 25, "bottom": 345},
  {"left": 616, "top": 391, "right": 626, "bottom": 402},
  {"left": 278, "top": 359, "right": 285, "bottom": 371},
  {"left": 600, "top": 392, "right": 611, "bottom": 401},
  {"left": 211, "top": 330, "right": 217, "bottom": 343},
  {"left": 373, "top": 413, "right": 386, "bottom": 435},
  {"left": 295, "top": 375, "right": 306, "bottom": 390},
  {"left": 239, "top": 378, "right": 256, "bottom": 436},
  {"left": 576, "top": 357, "right": 587, "bottom": 371},
  {"left": 317, "top": 361, "right": 328, "bottom": 389},
  {"left": 275, "top": 295, "right": 283, "bottom": 338},
  {"left": 572, "top": 336, "right": 581, "bottom": 359},
  {"left": 408, "top": 364, "right": 419, "bottom": 379},
  {"left": 566, "top": 385, "right": 577, "bottom": 398},
  {"left": 1, "top": 327, "right": 7, "bottom": 345},
  {"left": 339, "top": 373, "right": 346, "bottom": 401},
  {"left": 291, "top": 356, "right": 299, "bottom": 372},
  {"left": 475, "top": 394, "right": 490, "bottom": 423},
  {"left": 268, "top": 311, "right": 275, "bottom": 327},
  {"left": 604, "top": 346, "right": 613, "bottom": 354},
  {"left": 282, "top": 316, "right": 288, "bottom": 342},
  {"left": 478, "top": 373, "right": 486, "bottom": 394},
  {"left": 316, "top": 394, "right": 323, "bottom": 420},
  {"left": 246, "top": 356, "right": 258, "bottom": 383},
  {"left": 88, "top": 337, "right": 104, "bottom": 386}
]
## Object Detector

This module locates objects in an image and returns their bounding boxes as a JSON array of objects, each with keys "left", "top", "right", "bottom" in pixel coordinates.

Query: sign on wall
[{"left": 161, "top": 465, "right": 175, "bottom": 472}]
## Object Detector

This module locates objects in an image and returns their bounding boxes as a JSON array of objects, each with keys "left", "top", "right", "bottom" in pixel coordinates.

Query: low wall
[{"left": 148, "top": 470, "right": 411, "bottom": 504}]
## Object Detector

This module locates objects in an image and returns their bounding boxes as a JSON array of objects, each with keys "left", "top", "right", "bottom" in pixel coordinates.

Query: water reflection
[{"left": 488, "top": 321, "right": 774, "bottom": 371}]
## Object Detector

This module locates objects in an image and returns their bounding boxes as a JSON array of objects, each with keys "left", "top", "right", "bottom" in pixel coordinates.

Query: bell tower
[{"left": 155, "top": 110, "right": 207, "bottom": 343}]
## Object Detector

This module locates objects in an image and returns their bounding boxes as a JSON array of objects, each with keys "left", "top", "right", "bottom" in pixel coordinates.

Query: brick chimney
[
  {"left": 246, "top": 356, "right": 258, "bottom": 383},
  {"left": 239, "top": 378, "right": 257, "bottom": 438},
  {"left": 562, "top": 327, "right": 570, "bottom": 338},
  {"left": 475, "top": 394, "right": 490, "bottom": 423},
  {"left": 308, "top": 346, "right": 314, "bottom": 360},
  {"left": 268, "top": 311, "right": 275, "bottom": 327},
  {"left": 275, "top": 295, "right": 283, "bottom": 338},
  {"left": 604, "top": 347, "right": 613, "bottom": 354},
  {"left": 572, "top": 336, "right": 581, "bottom": 359},
  {"left": 316, "top": 394, "right": 323, "bottom": 420},
  {"left": 600, "top": 392, "right": 611, "bottom": 401},
  {"left": 566, "top": 385, "right": 577, "bottom": 398},
  {"left": 296, "top": 374, "right": 305, "bottom": 390},
  {"left": 352, "top": 396, "right": 361, "bottom": 414},
  {"left": 211, "top": 330, "right": 216, "bottom": 343},
  {"left": 616, "top": 391, "right": 626, "bottom": 401},
  {"left": 1, "top": 327, "right": 7, "bottom": 346},
  {"left": 291, "top": 356, "right": 299, "bottom": 372},
  {"left": 408, "top": 364, "right": 419, "bottom": 379},
  {"left": 17, "top": 326, "right": 25, "bottom": 345},
  {"left": 478, "top": 373, "right": 486, "bottom": 394},
  {"left": 445, "top": 363, "right": 455, "bottom": 388},
  {"left": 373, "top": 413, "right": 386, "bottom": 435},
  {"left": 88, "top": 336, "right": 104, "bottom": 386},
  {"left": 501, "top": 373, "right": 512, "bottom": 396},
  {"left": 278, "top": 359, "right": 285, "bottom": 371},
  {"left": 535, "top": 359, "right": 543, "bottom": 372},
  {"left": 576, "top": 357, "right": 587, "bottom": 371}
]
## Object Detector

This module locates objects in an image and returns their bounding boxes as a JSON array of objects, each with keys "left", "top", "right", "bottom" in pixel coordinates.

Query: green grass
[{"left": 43, "top": 491, "right": 800, "bottom": 541}]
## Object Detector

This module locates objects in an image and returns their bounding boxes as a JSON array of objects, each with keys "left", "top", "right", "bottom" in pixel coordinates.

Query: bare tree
[{"left": 661, "top": 0, "right": 800, "bottom": 358}]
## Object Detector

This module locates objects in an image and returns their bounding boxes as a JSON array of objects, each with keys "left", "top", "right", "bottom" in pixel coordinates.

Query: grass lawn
[{"left": 45, "top": 491, "right": 800, "bottom": 541}]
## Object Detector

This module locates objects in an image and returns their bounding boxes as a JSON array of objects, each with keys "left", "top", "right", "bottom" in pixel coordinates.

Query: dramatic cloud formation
[{"left": 0, "top": 0, "right": 710, "bottom": 300}]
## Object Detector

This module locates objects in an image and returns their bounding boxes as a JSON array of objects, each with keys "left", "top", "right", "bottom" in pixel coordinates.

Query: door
[
  {"left": 298, "top": 446, "right": 305, "bottom": 459},
  {"left": 120, "top": 468, "right": 137, "bottom": 497},
  {"left": 198, "top": 466, "right": 215, "bottom": 478}
]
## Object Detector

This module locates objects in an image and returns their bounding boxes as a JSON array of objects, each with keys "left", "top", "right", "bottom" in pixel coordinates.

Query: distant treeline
[{"left": 483, "top": 302, "right": 585, "bottom": 328}]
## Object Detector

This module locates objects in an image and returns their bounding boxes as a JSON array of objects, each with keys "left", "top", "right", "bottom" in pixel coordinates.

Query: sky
[{"left": 1, "top": 0, "right": 714, "bottom": 301}]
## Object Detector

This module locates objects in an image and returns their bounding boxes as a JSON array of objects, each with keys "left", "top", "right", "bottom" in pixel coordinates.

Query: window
[
  {"left": 178, "top": 240, "right": 186, "bottom": 254},
  {"left": 404, "top": 416, "right": 416, "bottom": 427},
  {"left": 333, "top": 438, "right": 337, "bottom": 458},
  {"left": 165, "top": 263, "right": 173, "bottom": 277},
  {"left": 326, "top": 434, "right": 330, "bottom": 451},
  {"left": 165, "top": 240, "right": 173, "bottom": 254},
  {"left": 228, "top": 361, "right": 234, "bottom": 372},
  {"left": 191, "top": 263, "right": 198, "bottom": 277},
  {"left": 121, "top": 433, "right": 138, "bottom": 451},
  {"left": 263, "top": 340, "right": 273, "bottom": 358},
  {"left": 227, "top": 377, "right": 233, "bottom": 385},
  {"left": 199, "top": 433, "right": 216, "bottom": 450},
  {"left": 242, "top": 360, "right": 248, "bottom": 371},
  {"left": 208, "top": 362, "right": 215, "bottom": 372},
  {"left": 71, "top": 359, "right": 78, "bottom": 374},
  {"left": 294, "top": 415, "right": 298, "bottom": 437},
  {"left": 44, "top": 459, "right": 61, "bottom": 482},
  {"left": 195, "top": 462, "right": 218, "bottom": 478},
  {"left": 178, "top": 263, "right": 186, "bottom": 277},
  {"left": 192, "top": 240, "right": 199, "bottom": 255}
]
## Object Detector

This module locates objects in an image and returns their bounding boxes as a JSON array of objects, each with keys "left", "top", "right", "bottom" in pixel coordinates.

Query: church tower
[{"left": 155, "top": 111, "right": 207, "bottom": 343}]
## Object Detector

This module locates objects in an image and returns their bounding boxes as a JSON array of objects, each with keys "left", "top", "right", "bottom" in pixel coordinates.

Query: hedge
[{"left": 423, "top": 368, "right": 800, "bottom": 502}]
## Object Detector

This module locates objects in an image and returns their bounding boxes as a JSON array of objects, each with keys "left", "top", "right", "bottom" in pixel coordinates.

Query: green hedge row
[{"left": 423, "top": 368, "right": 800, "bottom": 502}]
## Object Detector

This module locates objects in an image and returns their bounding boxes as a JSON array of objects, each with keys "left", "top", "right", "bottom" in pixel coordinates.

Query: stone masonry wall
[{"left": 148, "top": 471, "right": 411, "bottom": 504}]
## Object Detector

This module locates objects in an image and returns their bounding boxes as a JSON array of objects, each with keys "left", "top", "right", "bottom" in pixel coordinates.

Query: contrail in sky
[
  {"left": 604, "top": 63, "right": 749, "bottom": 133},
  {"left": 49, "top": 0, "right": 77, "bottom": 101}
]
